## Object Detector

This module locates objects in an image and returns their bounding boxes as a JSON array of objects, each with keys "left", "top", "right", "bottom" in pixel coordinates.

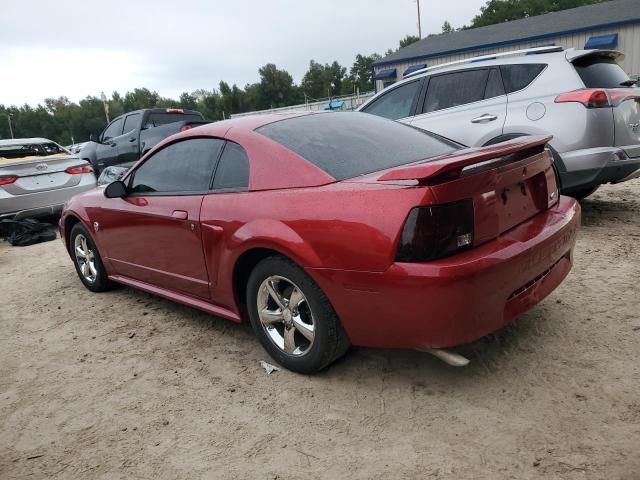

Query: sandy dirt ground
[{"left": 1, "top": 180, "right": 639, "bottom": 480}]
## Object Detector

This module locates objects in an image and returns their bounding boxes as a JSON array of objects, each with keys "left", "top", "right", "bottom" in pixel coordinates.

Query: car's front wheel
[
  {"left": 70, "top": 223, "right": 115, "bottom": 292},
  {"left": 247, "top": 255, "right": 350, "bottom": 373}
]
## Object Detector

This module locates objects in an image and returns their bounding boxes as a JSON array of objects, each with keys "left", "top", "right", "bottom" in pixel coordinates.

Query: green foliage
[
  {"left": 399, "top": 35, "right": 421, "bottom": 49},
  {"left": 470, "top": 0, "right": 607, "bottom": 28},
  {"left": 442, "top": 20, "right": 454, "bottom": 33}
]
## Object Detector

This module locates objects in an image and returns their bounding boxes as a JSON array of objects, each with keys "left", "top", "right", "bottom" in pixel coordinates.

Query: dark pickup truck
[{"left": 79, "top": 108, "right": 209, "bottom": 173}]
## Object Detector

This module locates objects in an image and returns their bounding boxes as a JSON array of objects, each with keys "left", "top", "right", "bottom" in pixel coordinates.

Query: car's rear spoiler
[
  {"left": 565, "top": 48, "right": 624, "bottom": 63},
  {"left": 378, "top": 135, "right": 552, "bottom": 184}
]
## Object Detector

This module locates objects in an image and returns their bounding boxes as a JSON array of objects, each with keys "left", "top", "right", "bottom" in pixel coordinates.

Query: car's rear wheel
[
  {"left": 246, "top": 255, "right": 349, "bottom": 373},
  {"left": 70, "top": 223, "right": 114, "bottom": 292}
]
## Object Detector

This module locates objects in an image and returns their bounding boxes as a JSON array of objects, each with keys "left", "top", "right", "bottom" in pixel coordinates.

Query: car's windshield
[
  {"left": 0, "top": 142, "right": 69, "bottom": 159},
  {"left": 256, "top": 112, "right": 459, "bottom": 180}
]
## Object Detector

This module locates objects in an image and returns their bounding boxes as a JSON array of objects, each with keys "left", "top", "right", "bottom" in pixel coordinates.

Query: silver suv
[{"left": 359, "top": 46, "right": 640, "bottom": 199}]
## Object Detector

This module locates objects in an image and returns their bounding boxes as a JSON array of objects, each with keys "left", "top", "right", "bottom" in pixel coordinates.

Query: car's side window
[
  {"left": 123, "top": 113, "right": 140, "bottom": 135},
  {"left": 484, "top": 68, "right": 505, "bottom": 99},
  {"left": 422, "top": 69, "right": 490, "bottom": 113},
  {"left": 102, "top": 118, "right": 124, "bottom": 142},
  {"left": 499, "top": 64, "right": 546, "bottom": 93},
  {"left": 130, "top": 138, "right": 224, "bottom": 194},
  {"left": 212, "top": 142, "right": 250, "bottom": 191},
  {"left": 361, "top": 80, "right": 421, "bottom": 120}
]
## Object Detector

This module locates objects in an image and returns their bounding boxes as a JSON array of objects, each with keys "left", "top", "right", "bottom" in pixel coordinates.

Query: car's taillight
[
  {"left": 396, "top": 199, "right": 474, "bottom": 262},
  {"left": 180, "top": 124, "right": 193, "bottom": 132},
  {"left": 0, "top": 175, "right": 17, "bottom": 185},
  {"left": 555, "top": 89, "right": 609, "bottom": 108},
  {"left": 555, "top": 88, "right": 640, "bottom": 108},
  {"left": 65, "top": 164, "right": 94, "bottom": 175}
]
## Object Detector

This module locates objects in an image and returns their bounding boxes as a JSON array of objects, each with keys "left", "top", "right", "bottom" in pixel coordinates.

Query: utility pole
[
  {"left": 7, "top": 114, "right": 14, "bottom": 139},
  {"left": 100, "top": 91, "right": 110, "bottom": 123},
  {"left": 416, "top": 0, "right": 422, "bottom": 39}
]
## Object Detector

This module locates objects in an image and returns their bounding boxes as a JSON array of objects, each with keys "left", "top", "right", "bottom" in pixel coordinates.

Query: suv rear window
[
  {"left": 499, "top": 64, "right": 546, "bottom": 93},
  {"left": 256, "top": 112, "right": 458, "bottom": 180},
  {"left": 572, "top": 57, "right": 632, "bottom": 88}
]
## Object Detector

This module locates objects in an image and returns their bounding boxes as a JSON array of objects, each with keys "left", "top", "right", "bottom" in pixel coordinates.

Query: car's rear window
[
  {"left": 0, "top": 142, "right": 68, "bottom": 159},
  {"left": 572, "top": 57, "right": 632, "bottom": 88},
  {"left": 255, "top": 112, "right": 459, "bottom": 180},
  {"left": 146, "top": 113, "right": 203, "bottom": 127}
]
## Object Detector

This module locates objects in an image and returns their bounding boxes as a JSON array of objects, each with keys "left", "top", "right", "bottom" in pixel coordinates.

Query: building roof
[{"left": 374, "top": 0, "right": 640, "bottom": 67}]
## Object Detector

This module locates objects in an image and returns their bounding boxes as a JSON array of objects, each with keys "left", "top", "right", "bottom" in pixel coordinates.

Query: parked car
[
  {"left": 79, "top": 108, "right": 209, "bottom": 174},
  {"left": 0, "top": 138, "right": 96, "bottom": 220},
  {"left": 60, "top": 112, "right": 579, "bottom": 373},
  {"left": 359, "top": 46, "right": 640, "bottom": 199}
]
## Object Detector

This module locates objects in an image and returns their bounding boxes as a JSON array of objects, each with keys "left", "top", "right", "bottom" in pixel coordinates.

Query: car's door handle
[
  {"left": 471, "top": 114, "right": 498, "bottom": 123},
  {"left": 171, "top": 210, "right": 188, "bottom": 220},
  {"left": 128, "top": 137, "right": 136, "bottom": 142}
]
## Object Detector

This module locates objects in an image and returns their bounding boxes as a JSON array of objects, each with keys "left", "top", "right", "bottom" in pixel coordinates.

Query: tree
[
  {"left": 122, "top": 88, "right": 160, "bottom": 112},
  {"left": 348, "top": 53, "right": 381, "bottom": 93},
  {"left": 470, "top": 0, "right": 606, "bottom": 28},
  {"left": 442, "top": 20, "right": 454, "bottom": 33},
  {"left": 301, "top": 60, "right": 348, "bottom": 99},
  {"left": 256, "top": 63, "right": 299, "bottom": 109},
  {"left": 178, "top": 92, "right": 198, "bottom": 111},
  {"left": 399, "top": 35, "right": 420, "bottom": 49}
]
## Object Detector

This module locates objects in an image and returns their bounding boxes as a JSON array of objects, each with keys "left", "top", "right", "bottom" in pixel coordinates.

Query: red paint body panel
[
  {"left": 307, "top": 197, "right": 579, "bottom": 348},
  {"left": 60, "top": 113, "right": 580, "bottom": 350}
]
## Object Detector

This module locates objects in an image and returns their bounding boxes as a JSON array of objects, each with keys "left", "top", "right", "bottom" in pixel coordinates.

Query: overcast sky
[{"left": 1, "top": 0, "right": 486, "bottom": 106}]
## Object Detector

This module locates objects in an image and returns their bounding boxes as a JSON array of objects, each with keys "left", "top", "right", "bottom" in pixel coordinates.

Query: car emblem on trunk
[
  {"left": 630, "top": 123, "right": 640, "bottom": 133},
  {"left": 35, "top": 163, "right": 48, "bottom": 171}
]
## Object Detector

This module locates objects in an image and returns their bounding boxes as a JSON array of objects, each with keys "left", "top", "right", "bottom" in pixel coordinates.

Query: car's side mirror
[
  {"left": 104, "top": 180, "right": 128, "bottom": 199},
  {"left": 89, "top": 133, "right": 100, "bottom": 143}
]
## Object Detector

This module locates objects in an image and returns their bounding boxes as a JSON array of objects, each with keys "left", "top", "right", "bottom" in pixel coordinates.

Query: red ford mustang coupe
[{"left": 60, "top": 112, "right": 580, "bottom": 372}]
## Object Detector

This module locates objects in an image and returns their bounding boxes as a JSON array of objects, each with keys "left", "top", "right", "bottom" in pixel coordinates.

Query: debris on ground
[
  {"left": 0, "top": 218, "right": 57, "bottom": 246},
  {"left": 258, "top": 360, "right": 280, "bottom": 375}
]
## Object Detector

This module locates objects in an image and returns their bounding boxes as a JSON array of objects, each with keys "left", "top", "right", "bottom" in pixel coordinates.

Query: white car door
[{"left": 410, "top": 68, "right": 507, "bottom": 147}]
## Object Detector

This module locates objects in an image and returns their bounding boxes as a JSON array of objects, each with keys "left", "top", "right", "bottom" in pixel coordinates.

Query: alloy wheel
[
  {"left": 74, "top": 233, "right": 98, "bottom": 283},
  {"left": 257, "top": 275, "right": 315, "bottom": 356}
]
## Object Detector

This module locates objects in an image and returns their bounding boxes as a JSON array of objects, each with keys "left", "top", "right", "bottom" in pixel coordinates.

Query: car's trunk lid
[
  {"left": 0, "top": 154, "right": 87, "bottom": 195},
  {"left": 359, "top": 135, "right": 558, "bottom": 245}
]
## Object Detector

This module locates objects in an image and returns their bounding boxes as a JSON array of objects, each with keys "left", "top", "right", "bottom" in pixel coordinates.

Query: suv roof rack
[{"left": 404, "top": 45, "right": 564, "bottom": 79}]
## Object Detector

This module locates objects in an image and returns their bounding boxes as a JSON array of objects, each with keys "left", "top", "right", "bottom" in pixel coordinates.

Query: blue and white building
[{"left": 373, "top": 0, "right": 640, "bottom": 91}]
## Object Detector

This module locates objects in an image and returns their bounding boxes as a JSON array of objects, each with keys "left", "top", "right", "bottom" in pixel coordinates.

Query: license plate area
[{"left": 16, "top": 173, "right": 69, "bottom": 192}]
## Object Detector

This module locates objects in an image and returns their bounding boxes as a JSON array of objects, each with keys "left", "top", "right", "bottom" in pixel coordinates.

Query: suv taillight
[
  {"left": 65, "top": 164, "right": 94, "bottom": 175},
  {"left": 555, "top": 89, "right": 609, "bottom": 108},
  {"left": 555, "top": 88, "right": 640, "bottom": 108},
  {"left": 396, "top": 199, "right": 474, "bottom": 262}
]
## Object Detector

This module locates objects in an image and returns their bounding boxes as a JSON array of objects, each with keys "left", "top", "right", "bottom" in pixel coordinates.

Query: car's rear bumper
[
  {"left": 0, "top": 180, "right": 96, "bottom": 219},
  {"left": 308, "top": 196, "right": 580, "bottom": 349},
  {"left": 559, "top": 146, "right": 640, "bottom": 192}
]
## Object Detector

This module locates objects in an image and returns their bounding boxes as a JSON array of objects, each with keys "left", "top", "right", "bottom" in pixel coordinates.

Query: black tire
[
  {"left": 69, "top": 223, "right": 115, "bottom": 292},
  {"left": 568, "top": 185, "right": 599, "bottom": 200},
  {"left": 246, "top": 255, "right": 350, "bottom": 373}
]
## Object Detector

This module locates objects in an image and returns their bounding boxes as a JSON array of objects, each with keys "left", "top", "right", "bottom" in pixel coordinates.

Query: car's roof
[
  {"left": 0, "top": 138, "right": 54, "bottom": 146},
  {"left": 188, "top": 111, "right": 314, "bottom": 137}
]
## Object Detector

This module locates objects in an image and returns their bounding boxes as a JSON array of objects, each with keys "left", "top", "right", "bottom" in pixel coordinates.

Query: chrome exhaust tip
[{"left": 418, "top": 347, "right": 470, "bottom": 367}]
